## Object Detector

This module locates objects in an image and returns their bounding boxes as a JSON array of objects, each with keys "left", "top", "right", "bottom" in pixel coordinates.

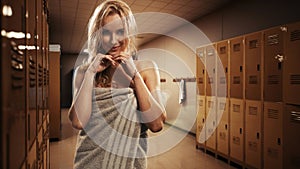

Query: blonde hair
[{"left": 86, "top": 0, "right": 137, "bottom": 63}]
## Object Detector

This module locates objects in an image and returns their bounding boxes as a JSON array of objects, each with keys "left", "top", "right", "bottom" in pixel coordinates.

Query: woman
[{"left": 68, "top": 0, "right": 166, "bottom": 168}]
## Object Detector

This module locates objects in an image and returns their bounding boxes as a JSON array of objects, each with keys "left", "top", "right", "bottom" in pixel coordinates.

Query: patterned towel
[{"left": 74, "top": 87, "right": 147, "bottom": 169}]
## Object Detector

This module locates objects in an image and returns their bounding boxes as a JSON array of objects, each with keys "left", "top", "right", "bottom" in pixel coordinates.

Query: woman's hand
[
  {"left": 113, "top": 52, "right": 137, "bottom": 79},
  {"left": 87, "top": 53, "right": 116, "bottom": 73}
]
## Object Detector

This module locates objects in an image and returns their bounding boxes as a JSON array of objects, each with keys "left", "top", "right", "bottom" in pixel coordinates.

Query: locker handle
[
  {"left": 225, "top": 67, "right": 228, "bottom": 73},
  {"left": 213, "top": 121, "right": 215, "bottom": 126},
  {"left": 240, "top": 128, "right": 242, "bottom": 134},
  {"left": 278, "top": 62, "right": 282, "bottom": 70},
  {"left": 202, "top": 118, "right": 205, "bottom": 123},
  {"left": 240, "top": 66, "right": 243, "bottom": 72},
  {"left": 257, "top": 64, "right": 260, "bottom": 71},
  {"left": 257, "top": 132, "right": 260, "bottom": 139},
  {"left": 225, "top": 124, "right": 227, "bottom": 130},
  {"left": 277, "top": 138, "right": 281, "bottom": 145}
]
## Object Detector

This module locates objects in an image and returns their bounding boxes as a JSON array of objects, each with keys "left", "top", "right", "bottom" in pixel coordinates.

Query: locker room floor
[{"left": 50, "top": 109, "right": 235, "bottom": 169}]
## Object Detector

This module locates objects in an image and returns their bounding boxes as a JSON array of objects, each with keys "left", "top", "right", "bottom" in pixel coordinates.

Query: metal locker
[
  {"left": 216, "top": 98, "right": 229, "bottom": 156},
  {"left": 229, "top": 37, "right": 244, "bottom": 99},
  {"left": 245, "top": 100, "right": 262, "bottom": 169},
  {"left": 263, "top": 27, "right": 284, "bottom": 102},
  {"left": 283, "top": 104, "right": 300, "bottom": 169},
  {"left": 205, "top": 96, "right": 217, "bottom": 151},
  {"left": 263, "top": 102, "right": 283, "bottom": 169},
  {"left": 284, "top": 22, "right": 300, "bottom": 105},
  {"left": 205, "top": 44, "right": 217, "bottom": 96},
  {"left": 230, "top": 98, "right": 244, "bottom": 162},
  {"left": 196, "top": 96, "right": 206, "bottom": 146},
  {"left": 196, "top": 47, "right": 206, "bottom": 96},
  {"left": 216, "top": 40, "right": 229, "bottom": 98},
  {"left": 245, "top": 32, "right": 262, "bottom": 100}
]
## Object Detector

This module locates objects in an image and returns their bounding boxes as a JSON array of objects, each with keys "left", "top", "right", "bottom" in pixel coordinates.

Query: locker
[
  {"left": 216, "top": 97, "right": 229, "bottom": 156},
  {"left": 245, "top": 32, "right": 262, "bottom": 100},
  {"left": 196, "top": 96, "right": 206, "bottom": 145},
  {"left": 205, "top": 44, "right": 217, "bottom": 96},
  {"left": 230, "top": 98, "right": 244, "bottom": 162},
  {"left": 264, "top": 102, "right": 283, "bottom": 169},
  {"left": 205, "top": 96, "right": 217, "bottom": 151},
  {"left": 283, "top": 104, "right": 300, "bottom": 169},
  {"left": 245, "top": 100, "right": 262, "bottom": 169},
  {"left": 229, "top": 37, "right": 244, "bottom": 99},
  {"left": 216, "top": 40, "right": 229, "bottom": 98},
  {"left": 284, "top": 22, "right": 300, "bottom": 105},
  {"left": 263, "top": 27, "right": 284, "bottom": 102},
  {"left": 196, "top": 47, "right": 206, "bottom": 96},
  {"left": 27, "top": 141, "right": 37, "bottom": 169}
]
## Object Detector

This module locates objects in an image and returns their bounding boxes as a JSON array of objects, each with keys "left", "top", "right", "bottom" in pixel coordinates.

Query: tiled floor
[{"left": 50, "top": 109, "right": 235, "bottom": 169}]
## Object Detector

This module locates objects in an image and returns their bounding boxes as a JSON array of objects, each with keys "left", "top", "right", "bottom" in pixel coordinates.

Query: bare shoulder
[{"left": 134, "top": 60, "right": 158, "bottom": 73}]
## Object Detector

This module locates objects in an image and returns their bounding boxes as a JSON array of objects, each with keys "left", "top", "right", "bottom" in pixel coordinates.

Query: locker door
[
  {"left": 196, "top": 96, "right": 206, "bottom": 145},
  {"left": 245, "top": 32, "right": 262, "bottom": 100},
  {"left": 283, "top": 104, "right": 300, "bottom": 169},
  {"left": 284, "top": 22, "right": 300, "bottom": 105},
  {"left": 264, "top": 102, "right": 283, "bottom": 169},
  {"left": 205, "top": 44, "right": 216, "bottom": 96},
  {"left": 216, "top": 40, "right": 229, "bottom": 98},
  {"left": 230, "top": 98, "right": 244, "bottom": 162},
  {"left": 263, "top": 27, "right": 284, "bottom": 102},
  {"left": 229, "top": 37, "right": 244, "bottom": 99},
  {"left": 205, "top": 96, "right": 217, "bottom": 151},
  {"left": 196, "top": 47, "right": 206, "bottom": 96},
  {"left": 245, "top": 100, "right": 262, "bottom": 168},
  {"left": 217, "top": 98, "right": 229, "bottom": 156}
]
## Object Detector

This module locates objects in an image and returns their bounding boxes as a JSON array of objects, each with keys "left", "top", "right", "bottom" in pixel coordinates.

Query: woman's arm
[{"left": 134, "top": 60, "right": 167, "bottom": 132}]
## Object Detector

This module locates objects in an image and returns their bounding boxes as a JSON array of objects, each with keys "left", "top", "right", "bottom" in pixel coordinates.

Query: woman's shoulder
[{"left": 135, "top": 60, "right": 158, "bottom": 72}]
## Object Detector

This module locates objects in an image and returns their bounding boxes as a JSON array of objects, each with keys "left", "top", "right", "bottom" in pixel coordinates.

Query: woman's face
[{"left": 101, "top": 13, "right": 126, "bottom": 57}]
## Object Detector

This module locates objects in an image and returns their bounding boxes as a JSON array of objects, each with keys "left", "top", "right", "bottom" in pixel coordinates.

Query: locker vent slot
[
  {"left": 220, "top": 77, "right": 226, "bottom": 84},
  {"left": 290, "top": 29, "right": 300, "bottom": 41},
  {"left": 249, "top": 106, "right": 258, "bottom": 115},
  {"left": 248, "top": 141, "right": 258, "bottom": 152},
  {"left": 207, "top": 49, "right": 214, "bottom": 56},
  {"left": 290, "top": 74, "right": 300, "bottom": 84},
  {"left": 208, "top": 77, "right": 213, "bottom": 84},
  {"left": 233, "top": 76, "right": 241, "bottom": 84},
  {"left": 219, "top": 132, "right": 226, "bottom": 140},
  {"left": 220, "top": 46, "right": 226, "bottom": 54},
  {"left": 199, "top": 100, "right": 204, "bottom": 107},
  {"left": 198, "top": 51, "right": 204, "bottom": 58},
  {"left": 198, "top": 77, "right": 203, "bottom": 84},
  {"left": 233, "top": 43, "right": 240, "bottom": 52},
  {"left": 290, "top": 111, "right": 300, "bottom": 124},
  {"left": 267, "top": 75, "right": 279, "bottom": 85},
  {"left": 219, "top": 102, "right": 226, "bottom": 110},
  {"left": 267, "top": 34, "right": 279, "bottom": 45},
  {"left": 249, "top": 39, "right": 259, "bottom": 49},
  {"left": 233, "top": 104, "right": 240, "bottom": 113},
  {"left": 208, "top": 101, "right": 214, "bottom": 109},
  {"left": 267, "top": 147, "right": 279, "bottom": 158},
  {"left": 249, "top": 75, "right": 258, "bottom": 84},
  {"left": 267, "top": 108, "right": 279, "bottom": 119},
  {"left": 233, "top": 136, "right": 240, "bottom": 145}
]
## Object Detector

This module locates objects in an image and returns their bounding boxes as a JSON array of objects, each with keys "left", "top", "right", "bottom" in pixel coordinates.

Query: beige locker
[
  {"left": 230, "top": 98, "right": 244, "bottom": 162},
  {"left": 216, "top": 41, "right": 229, "bottom": 98},
  {"left": 49, "top": 46, "right": 61, "bottom": 140},
  {"left": 217, "top": 97, "right": 229, "bottom": 156},
  {"left": 283, "top": 104, "right": 300, "bottom": 169},
  {"left": 196, "top": 96, "right": 206, "bottom": 146},
  {"left": 264, "top": 102, "right": 283, "bottom": 169},
  {"left": 245, "top": 100, "right": 262, "bottom": 168},
  {"left": 263, "top": 27, "right": 284, "bottom": 102},
  {"left": 205, "top": 96, "right": 217, "bottom": 151},
  {"left": 245, "top": 32, "right": 262, "bottom": 100},
  {"left": 196, "top": 47, "right": 206, "bottom": 96},
  {"left": 27, "top": 141, "right": 37, "bottom": 169},
  {"left": 284, "top": 22, "right": 300, "bottom": 105},
  {"left": 205, "top": 44, "right": 217, "bottom": 96},
  {"left": 229, "top": 37, "right": 244, "bottom": 99}
]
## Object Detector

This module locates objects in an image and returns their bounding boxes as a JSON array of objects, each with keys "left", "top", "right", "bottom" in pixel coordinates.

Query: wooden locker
[
  {"left": 245, "top": 100, "right": 262, "bottom": 169},
  {"left": 230, "top": 98, "right": 244, "bottom": 162},
  {"left": 283, "top": 104, "right": 300, "bottom": 169},
  {"left": 229, "top": 37, "right": 244, "bottom": 99},
  {"left": 284, "top": 22, "right": 300, "bottom": 105},
  {"left": 27, "top": 141, "right": 37, "bottom": 169},
  {"left": 196, "top": 96, "right": 206, "bottom": 147},
  {"left": 196, "top": 47, "right": 206, "bottom": 96},
  {"left": 205, "top": 96, "right": 217, "bottom": 151},
  {"left": 217, "top": 98, "right": 229, "bottom": 156},
  {"left": 205, "top": 44, "right": 216, "bottom": 96},
  {"left": 216, "top": 40, "right": 229, "bottom": 98},
  {"left": 263, "top": 27, "right": 284, "bottom": 102},
  {"left": 245, "top": 32, "right": 262, "bottom": 100},
  {"left": 264, "top": 102, "right": 283, "bottom": 169}
]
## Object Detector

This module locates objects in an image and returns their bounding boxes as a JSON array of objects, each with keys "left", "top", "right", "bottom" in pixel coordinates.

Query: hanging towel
[
  {"left": 179, "top": 79, "right": 186, "bottom": 104},
  {"left": 74, "top": 87, "right": 147, "bottom": 169}
]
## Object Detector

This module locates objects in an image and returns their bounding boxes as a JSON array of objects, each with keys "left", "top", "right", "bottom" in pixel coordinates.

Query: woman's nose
[{"left": 111, "top": 33, "right": 118, "bottom": 45}]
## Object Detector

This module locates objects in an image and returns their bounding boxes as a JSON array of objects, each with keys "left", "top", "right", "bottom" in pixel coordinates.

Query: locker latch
[{"left": 275, "top": 54, "right": 284, "bottom": 62}]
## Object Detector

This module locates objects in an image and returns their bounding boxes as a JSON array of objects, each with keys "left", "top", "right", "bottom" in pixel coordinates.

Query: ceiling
[{"left": 48, "top": 0, "right": 232, "bottom": 54}]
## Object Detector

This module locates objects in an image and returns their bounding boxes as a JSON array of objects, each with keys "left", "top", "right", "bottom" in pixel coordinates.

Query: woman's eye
[
  {"left": 102, "top": 30, "right": 111, "bottom": 36},
  {"left": 116, "top": 29, "right": 124, "bottom": 36}
]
